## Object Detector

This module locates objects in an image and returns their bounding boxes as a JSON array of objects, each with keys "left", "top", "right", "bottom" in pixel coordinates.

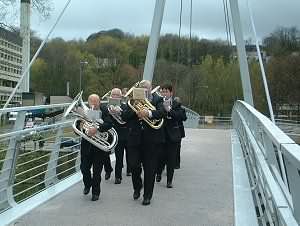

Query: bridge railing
[
  {"left": 0, "top": 103, "right": 83, "bottom": 226},
  {"left": 232, "top": 100, "right": 300, "bottom": 226},
  {"left": 182, "top": 106, "right": 200, "bottom": 128}
]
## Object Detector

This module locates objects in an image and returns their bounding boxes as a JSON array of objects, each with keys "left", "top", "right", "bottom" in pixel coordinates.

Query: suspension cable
[
  {"left": 177, "top": 0, "right": 183, "bottom": 65},
  {"left": 222, "top": 0, "right": 230, "bottom": 46},
  {"left": 246, "top": 0, "right": 275, "bottom": 123},
  {"left": 1, "top": 0, "right": 72, "bottom": 112},
  {"left": 188, "top": 0, "right": 193, "bottom": 68},
  {"left": 225, "top": 0, "right": 232, "bottom": 46}
]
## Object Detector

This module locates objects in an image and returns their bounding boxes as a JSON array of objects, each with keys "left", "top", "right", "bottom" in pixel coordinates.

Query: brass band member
[
  {"left": 156, "top": 84, "right": 184, "bottom": 188},
  {"left": 80, "top": 94, "right": 113, "bottom": 201},
  {"left": 108, "top": 88, "right": 130, "bottom": 184},
  {"left": 121, "top": 80, "right": 166, "bottom": 205},
  {"left": 174, "top": 96, "right": 187, "bottom": 169}
]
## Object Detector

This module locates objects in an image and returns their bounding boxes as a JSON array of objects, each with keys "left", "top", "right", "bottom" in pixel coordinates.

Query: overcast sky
[{"left": 30, "top": 0, "right": 300, "bottom": 42}]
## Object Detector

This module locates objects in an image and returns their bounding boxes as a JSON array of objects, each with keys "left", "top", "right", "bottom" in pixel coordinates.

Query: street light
[{"left": 79, "top": 60, "right": 88, "bottom": 92}]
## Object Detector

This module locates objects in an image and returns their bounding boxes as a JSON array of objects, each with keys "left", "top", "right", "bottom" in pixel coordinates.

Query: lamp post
[{"left": 79, "top": 61, "right": 88, "bottom": 92}]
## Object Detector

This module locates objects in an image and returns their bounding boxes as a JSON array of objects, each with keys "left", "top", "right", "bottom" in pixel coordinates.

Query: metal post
[
  {"left": 228, "top": 0, "right": 254, "bottom": 106},
  {"left": 79, "top": 61, "right": 88, "bottom": 92},
  {"left": 44, "top": 124, "right": 63, "bottom": 187},
  {"left": 0, "top": 111, "right": 26, "bottom": 210},
  {"left": 20, "top": 0, "right": 31, "bottom": 93},
  {"left": 79, "top": 65, "right": 82, "bottom": 92},
  {"left": 143, "top": 0, "right": 166, "bottom": 82}
]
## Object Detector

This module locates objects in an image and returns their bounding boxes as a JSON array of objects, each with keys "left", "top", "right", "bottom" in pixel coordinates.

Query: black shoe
[
  {"left": 83, "top": 187, "right": 90, "bottom": 195},
  {"left": 114, "top": 178, "right": 121, "bottom": 184},
  {"left": 156, "top": 174, "right": 161, "bottom": 182},
  {"left": 142, "top": 198, "right": 151, "bottom": 205},
  {"left": 167, "top": 182, "right": 173, "bottom": 188},
  {"left": 126, "top": 172, "right": 132, "bottom": 176},
  {"left": 105, "top": 171, "right": 112, "bottom": 180},
  {"left": 91, "top": 194, "right": 99, "bottom": 201},
  {"left": 133, "top": 189, "right": 141, "bottom": 200}
]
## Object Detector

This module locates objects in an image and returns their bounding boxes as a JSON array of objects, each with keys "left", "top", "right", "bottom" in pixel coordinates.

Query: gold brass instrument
[
  {"left": 64, "top": 91, "right": 118, "bottom": 153},
  {"left": 125, "top": 82, "right": 164, "bottom": 129}
]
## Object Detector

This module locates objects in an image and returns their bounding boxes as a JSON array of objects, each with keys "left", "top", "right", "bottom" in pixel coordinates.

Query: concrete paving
[{"left": 13, "top": 129, "right": 233, "bottom": 226}]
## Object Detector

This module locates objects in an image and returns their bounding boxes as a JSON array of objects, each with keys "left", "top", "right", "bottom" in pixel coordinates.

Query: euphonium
[
  {"left": 64, "top": 91, "right": 118, "bottom": 153},
  {"left": 125, "top": 82, "right": 164, "bottom": 129}
]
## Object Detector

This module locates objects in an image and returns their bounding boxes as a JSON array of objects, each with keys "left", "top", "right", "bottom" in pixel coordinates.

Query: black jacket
[
  {"left": 178, "top": 105, "right": 187, "bottom": 138},
  {"left": 163, "top": 98, "right": 183, "bottom": 142},
  {"left": 99, "top": 104, "right": 113, "bottom": 132},
  {"left": 121, "top": 94, "right": 166, "bottom": 146}
]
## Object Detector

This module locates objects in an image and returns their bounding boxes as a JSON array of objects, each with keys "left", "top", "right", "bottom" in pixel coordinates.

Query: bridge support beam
[
  {"left": 20, "top": 0, "right": 31, "bottom": 92},
  {"left": 143, "top": 0, "right": 166, "bottom": 82},
  {"left": 228, "top": 0, "right": 254, "bottom": 106}
]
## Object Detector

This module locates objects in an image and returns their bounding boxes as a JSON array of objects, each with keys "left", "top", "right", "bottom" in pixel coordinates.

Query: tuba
[
  {"left": 64, "top": 91, "right": 118, "bottom": 153},
  {"left": 125, "top": 82, "right": 164, "bottom": 129}
]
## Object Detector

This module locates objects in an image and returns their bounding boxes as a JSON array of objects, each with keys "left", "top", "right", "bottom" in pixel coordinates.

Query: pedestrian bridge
[{"left": 0, "top": 100, "right": 300, "bottom": 226}]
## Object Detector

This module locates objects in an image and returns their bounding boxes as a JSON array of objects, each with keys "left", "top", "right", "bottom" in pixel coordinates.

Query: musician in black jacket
[
  {"left": 174, "top": 97, "right": 187, "bottom": 169},
  {"left": 156, "top": 84, "right": 183, "bottom": 188},
  {"left": 107, "top": 88, "right": 130, "bottom": 184},
  {"left": 121, "top": 80, "right": 166, "bottom": 205},
  {"left": 80, "top": 94, "right": 113, "bottom": 201}
]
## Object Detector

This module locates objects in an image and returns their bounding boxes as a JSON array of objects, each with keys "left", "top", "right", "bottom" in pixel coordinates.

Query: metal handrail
[
  {"left": 0, "top": 103, "right": 71, "bottom": 114},
  {"left": 232, "top": 100, "right": 300, "bottom": 225}
]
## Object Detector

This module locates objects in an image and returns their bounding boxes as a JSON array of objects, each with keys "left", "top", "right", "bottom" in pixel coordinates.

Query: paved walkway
[{"left": 13, "top": 129, "right": 233, "bottom": 226}]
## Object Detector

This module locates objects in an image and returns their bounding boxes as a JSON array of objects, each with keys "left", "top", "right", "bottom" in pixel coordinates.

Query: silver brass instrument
[
  {"left": 125, "top": 82, "right": 164, "bottom": 129},
  {"left": 163, "top": 96, "right": 173, "bottom": 119},
  {"left": 64, "top": 91, "right": 118, "bottom": 153},
  {"left": 107, "top": 97, "right": 126, "bottom": 125}
]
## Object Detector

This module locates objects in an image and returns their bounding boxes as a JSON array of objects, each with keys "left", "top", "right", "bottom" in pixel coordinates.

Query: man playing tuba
[
  {"left": 121, "top": 80, "right": 166, "bottom": 205},
  {"left": 80, "top": 94, "right": 113, "bottom": 201}
]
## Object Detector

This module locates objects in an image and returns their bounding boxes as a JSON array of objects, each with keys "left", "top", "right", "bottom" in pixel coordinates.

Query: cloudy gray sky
[{"left": 30, "top": 0, "right": 300, "bottom": 42}]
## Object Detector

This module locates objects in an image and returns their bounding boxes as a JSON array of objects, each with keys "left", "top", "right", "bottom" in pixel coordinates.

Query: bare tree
[{"left": 0, "top": 0, "right": 53, "bottom": 28}]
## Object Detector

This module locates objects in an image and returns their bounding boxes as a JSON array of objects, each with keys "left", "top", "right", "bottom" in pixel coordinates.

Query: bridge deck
[{"left": 11, "top": 129, "right": 233, "bottom": 226}]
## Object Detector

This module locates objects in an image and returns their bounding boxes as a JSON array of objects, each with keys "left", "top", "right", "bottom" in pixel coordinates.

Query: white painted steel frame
[{"left": 232, "top": 100, "right": 300, "bottom": 225}]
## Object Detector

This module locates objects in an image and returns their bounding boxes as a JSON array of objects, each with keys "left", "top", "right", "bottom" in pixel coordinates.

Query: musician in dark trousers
[
  {"left": 107, "top": 88, "right": 130, "bottom": 184},
  {"left": 174, "top": 97, "right": 187, "bottom": 169},
  {"left": 122, "top": 80, "right": 166, "bottom": 205},
  {"left": 156, "top": 84, "right": 183, "bottom": 188},
  {"left": 80, "top": 94, "right": 113, "bottom": 201}
]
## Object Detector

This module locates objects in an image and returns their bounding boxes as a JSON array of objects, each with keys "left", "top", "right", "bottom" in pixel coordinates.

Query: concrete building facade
[{"left": 0, "top": 27, "right": 23, "bottom": 107}]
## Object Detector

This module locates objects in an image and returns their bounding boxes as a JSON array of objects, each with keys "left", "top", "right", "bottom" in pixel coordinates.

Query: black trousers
[
  {"left": 80, "top": 142, "right": 109, "bottom": 196},
  {"left": 104, "top": 153, "right": 113, "bottom": 173},
  {"left": 175, "top": 139, "right": 182, "bottom": 168},
  {"left": 127, "top": 142, "right": 160, "bottom": 200},
  {"left": 157, "top": 141, "right": 179, "bottom": 183},
  {"left": 114, "top": 140, "right": 129, "bottom": 179}
]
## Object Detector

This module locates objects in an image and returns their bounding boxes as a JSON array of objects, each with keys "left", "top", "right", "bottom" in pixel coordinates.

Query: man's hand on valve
[{"left": 87, "top": 127, "right": 97, "bottom": 136}]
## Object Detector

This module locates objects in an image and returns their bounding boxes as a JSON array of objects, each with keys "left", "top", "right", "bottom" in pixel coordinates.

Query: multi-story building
[{"left": 0, "top": 27, "right": 22, "bottom": 107}]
